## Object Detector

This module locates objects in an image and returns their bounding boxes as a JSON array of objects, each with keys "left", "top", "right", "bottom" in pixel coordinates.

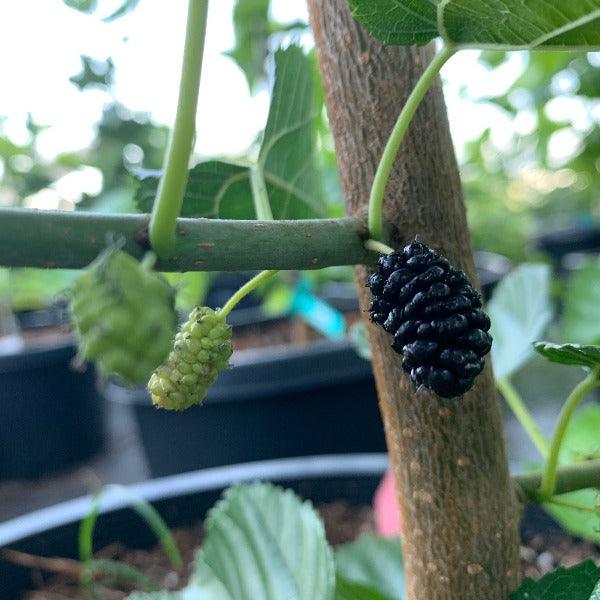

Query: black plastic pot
[
  {"left": 0, "top": 340, "right": 104, "bottom": 479},
  {"left": 534, "top": 224, "right": 600, "bottom": 272},
  {"left": 0, "top": 454, "right": 389, "bottom": 598},
  {"left": 108, "top": 339, "right": 386, "bottom": 478}
]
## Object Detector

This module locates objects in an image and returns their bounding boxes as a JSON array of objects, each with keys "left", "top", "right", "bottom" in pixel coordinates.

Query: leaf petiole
[
  {"left": 539, "top": 368, "right": 600, "bottom": 500},
  {"left": 368, "top": 44, "right": 456, "bottom": 241}
]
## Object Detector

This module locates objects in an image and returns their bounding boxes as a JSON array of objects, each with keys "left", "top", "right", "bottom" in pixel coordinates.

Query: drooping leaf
[
  {"left": 335, "top": 576, "right": 391, "bottom": 600},
  {"left": 193, "top": 483, "right": 335, "bottom": 600},
  {"left": 563, "top": 259, "right": 600, "bottom": 345},
  {"left": 534, "top": 342, "right": 600, "bottom": 371},
  {"left": 509, "top": 560, "right": 600, "bottom": 599},
  {"left": 135, "top": 46, "right": 325, "bottom": 220},
  {"left": 347, "top": 0, "right": 600, "bottom": 50},
  {"left": 335, "top": 536, "right": 405, "bottom": 600},
  {"left": 488, "top": 264, "right": 553, "bottom": 380}
]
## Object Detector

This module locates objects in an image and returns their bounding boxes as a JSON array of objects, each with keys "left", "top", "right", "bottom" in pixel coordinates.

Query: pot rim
[{"left": 0, "top": 453, "right": 389, "bottom": 546}]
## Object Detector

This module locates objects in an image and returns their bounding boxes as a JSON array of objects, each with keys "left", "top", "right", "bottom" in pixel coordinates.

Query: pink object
[{"left": 373, "top": 468, "right": 404, "bottom": 537}]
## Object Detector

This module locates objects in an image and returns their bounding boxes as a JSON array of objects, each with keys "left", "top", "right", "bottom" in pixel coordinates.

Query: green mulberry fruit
[
  {"left": 70, "top": 249, "right": 177, "bottom": 384},
  {"left": 148, "top": 306, "right": 233, "bottom": 411}
]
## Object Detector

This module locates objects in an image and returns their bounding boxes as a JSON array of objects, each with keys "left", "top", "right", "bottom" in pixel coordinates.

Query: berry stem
[
  {"left": 497, "top": 377, "right": 549, "bottom": 458},
  {"left": 149, "top": 0, "right": 209, "bottom": 258},
  {"left": 250, "top": 163, "right": 274, "bottom": 221},
  {"left": 367, "top": 44, "right": 455, "bottom": 241},
  {"left": 364, "top": 239, "right": 395, "bottom": 255},
  {"left": 539, "top": 368, "right": 600, "bottom": 500},
  {"left": 219, "top": 270, "right": 279, "bottom": 319}
]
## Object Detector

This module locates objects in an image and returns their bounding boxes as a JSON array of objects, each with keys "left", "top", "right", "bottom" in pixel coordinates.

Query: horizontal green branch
[
  {"left": 514, "top": 459, "right": 600, "bottom": 503},
  {"left": 0, "top": 208, "right": 374, "bottom": 272}
]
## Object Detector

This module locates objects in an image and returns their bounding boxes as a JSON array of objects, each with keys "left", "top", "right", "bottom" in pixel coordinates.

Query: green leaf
[
  {"left": 544, "top": 489, "right": 600, "bottom": 546},
  {"left": 127, "top": 590, "right": 200, "bottom": 600},
  {"left": 488, "top": 264, "right": 553, "bottom": 380},
  {"left": 103, "top": 0, "right": 140, "bottom": 22},
  {"left": 193, "top": 483, "right": 335, "bottom": 600},
  {"left": 335, "top": 575, "right": 391, "bottom": 600},
  {"left": 509, "top": 560, "right": 600, "bottom": 599},
  {"left": 226, "top": 0, "right": 271, "bottom": 90},
  {"left": 70, "top": 55, "right": 114, "bottom": 91},
  {"left": 335, "top": 536, "right": 405, "bottom": 600},
  {"left": 63, "top": 0, "right": 97, "bottom": 13},
  {"left": 134, "top": 162, "right": 255, "bottom": 219},
  {"left": 563, "top": 259, "right": 600, "bottom": 345},
  {"left": 441, "top": 1, "right": 600, "bottom": 51},
  {"left": 347, "top": 0, "right": 438, "bottom": 46},
  {"left": 258, "top": 45, "right": 324, "bottom": 218},
  {"left": 542, "top": 405, "right": 600, "bottom": 545},
  {"left": 533, "top": 342, "right": 600, "bottom": 370},
  {"left": 135, "top": 46, "right": 325, "bottom": 220},
  {"left": 590, "top": 579, "right": 600, "bottom": 600},
  {"left": 348, "top": 0, "right": 600, "bottom": 50}
]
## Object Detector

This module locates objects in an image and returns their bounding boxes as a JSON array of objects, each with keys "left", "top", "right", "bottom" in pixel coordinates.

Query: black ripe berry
[{"left": 368, "top": 240, "right": 492, "bottom": 399}]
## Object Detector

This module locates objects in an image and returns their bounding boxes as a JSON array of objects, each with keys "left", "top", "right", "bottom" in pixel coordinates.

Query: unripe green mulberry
[
  {"left": 70, "top": 249, "right": 177, "bottom": 384},
  {"left": 148, "top": 306, "right": 233, "bottom": 411}
]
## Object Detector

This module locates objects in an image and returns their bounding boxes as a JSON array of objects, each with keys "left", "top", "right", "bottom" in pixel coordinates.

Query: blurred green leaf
[
  {"left": 63, "top": 0, "right": 98, "bottom": 12},
  {"left": 226, "top": 0, "right": 270, "bottom": 90},
  {"left": 591, "top": 579, "right": 600, "bottom": 599},
  {"left": 70, "top": 55, "right": 114, "bottom": 90},
  {"left": 335, "top": 576, "right": 391, "bottom": 600},
  {"left": 534, "top": 342, "right": 600, "bottom": 370},
  {"left": 540, "top": 405, "right": 600, "bottom": 544},
  {"left": 335, "top": 536, "right": 405, "bottom": 600},
  {"left": 0, "top": 269, "right": 78, "bottom": 311},
  {"left": 563, "top": 259, "right": 600, "bottom": 345},
  {"left": 349, "top": 321, "right": 371, "bottom": 362},
  {"left": 509, "top": 561, "right": 600, "bottom": 599},
  {"left": 488, "top": 264, "right": 553, "bottom": 380},
  {"left": 103, "top": 0, "right": 140, "bottom": 22}
]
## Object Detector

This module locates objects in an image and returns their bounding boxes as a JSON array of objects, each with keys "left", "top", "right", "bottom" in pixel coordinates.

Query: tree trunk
[{"left": 308, "top": 2, "right": 521, "bottom": 599}]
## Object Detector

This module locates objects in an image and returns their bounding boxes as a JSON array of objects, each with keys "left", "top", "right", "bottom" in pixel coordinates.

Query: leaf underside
[{"left": 347, "top": 0, "right": 600, "bottom": 50}]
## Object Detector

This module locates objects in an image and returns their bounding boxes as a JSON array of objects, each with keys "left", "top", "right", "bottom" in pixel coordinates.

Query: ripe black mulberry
[{"left": 368, "top": 240, "right": 492, "bottom": 398}]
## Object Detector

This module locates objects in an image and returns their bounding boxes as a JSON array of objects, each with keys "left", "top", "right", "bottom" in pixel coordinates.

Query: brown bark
[{"left": 308, "top": 2, "right": 521, "bottom": 598}]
